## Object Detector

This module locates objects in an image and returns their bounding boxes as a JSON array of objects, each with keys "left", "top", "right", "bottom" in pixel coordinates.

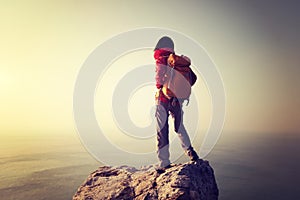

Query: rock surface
[{"left": 73, "top": 160, "right": 218, "bottom": 200}]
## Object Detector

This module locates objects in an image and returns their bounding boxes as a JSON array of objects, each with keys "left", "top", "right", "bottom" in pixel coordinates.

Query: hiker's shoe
[
  {"left": 155, "top": 164, "right": 172, "bottom": 174},
  {"left": 187, "top": 147, "right": 199, "bottom": 161}
]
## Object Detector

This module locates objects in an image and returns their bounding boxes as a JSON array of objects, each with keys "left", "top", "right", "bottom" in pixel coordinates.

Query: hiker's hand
[
  {"left": 167, "top": 54, "right": 176, "bottom": 67},
  {"left": 155, "top": 88, "right": 161, "bottom": 100}
]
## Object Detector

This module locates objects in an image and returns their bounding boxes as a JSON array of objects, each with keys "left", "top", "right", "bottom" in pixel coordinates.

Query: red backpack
[{"left": 162, "top": 54, "right": 197, "bottom": 102}]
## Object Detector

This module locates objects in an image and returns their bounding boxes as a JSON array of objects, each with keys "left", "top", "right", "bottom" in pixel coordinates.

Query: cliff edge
[{"left": 73, "top": 159, "right": 218, "bottom": 200}]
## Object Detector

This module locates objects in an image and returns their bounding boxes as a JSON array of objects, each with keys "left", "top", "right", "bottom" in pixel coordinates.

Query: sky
[{"left": 0, "top": 0, "right": 299, "bottom": 141}]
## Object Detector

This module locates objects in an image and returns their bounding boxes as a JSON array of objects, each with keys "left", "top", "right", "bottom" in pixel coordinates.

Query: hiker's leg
[
  {"left": 156, "top": 101, "right": 170, "bottom": 168},
  {"left": 172, "top": 100, "right": 199, "bottom": 161},
  {"left": 171, "top": 100, "right": 191, "bottom": 150}
]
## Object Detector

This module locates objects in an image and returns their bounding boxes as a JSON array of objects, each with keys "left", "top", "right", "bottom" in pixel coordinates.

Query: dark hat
[{"left": 154, "top": 36, "right": 174, "bottom": 51}]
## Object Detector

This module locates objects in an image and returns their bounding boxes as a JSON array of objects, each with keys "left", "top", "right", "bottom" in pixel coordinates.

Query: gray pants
[{"left": 156, "top": 97, "right": 192, "bottom": 168}]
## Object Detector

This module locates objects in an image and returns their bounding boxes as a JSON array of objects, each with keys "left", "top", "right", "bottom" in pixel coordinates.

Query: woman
[{"left": 154, "top": 36, "right": 199, "bottom": 172}]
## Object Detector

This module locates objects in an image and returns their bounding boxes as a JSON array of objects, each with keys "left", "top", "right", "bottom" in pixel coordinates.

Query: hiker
[{"left": 154, "top": 36, "right": 199, "bottom": 172}]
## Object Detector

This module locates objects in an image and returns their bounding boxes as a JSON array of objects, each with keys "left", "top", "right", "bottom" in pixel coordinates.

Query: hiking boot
[
  {"left": 187, "top": 146, "right": 199, "bottom": 161},
  {"left": 155, "top": 164, "right": 172, "bottom": 174}
]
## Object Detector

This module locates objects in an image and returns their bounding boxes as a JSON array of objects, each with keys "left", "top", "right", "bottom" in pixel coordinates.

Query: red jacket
[
  {"left": 154, "top": 49, "right": 173, "bottom": 102},
  {"left": 154, "top": 48, "right": 173, "bottom": 89}
]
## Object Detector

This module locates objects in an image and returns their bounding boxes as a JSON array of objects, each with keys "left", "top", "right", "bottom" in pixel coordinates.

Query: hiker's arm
[
  {"left": 168, "top": 54, "right": 191, "bottom": 67},
  {"left": 154, "top": 50, "right": 172, "bottom": 89},
  {"left": 155, "top": 62, "right": 167, "bottom": 88}
]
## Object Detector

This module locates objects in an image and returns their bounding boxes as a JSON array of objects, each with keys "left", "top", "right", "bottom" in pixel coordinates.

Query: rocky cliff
[{"left": 73, "top": 159, "right": 218, "bottom": 200}]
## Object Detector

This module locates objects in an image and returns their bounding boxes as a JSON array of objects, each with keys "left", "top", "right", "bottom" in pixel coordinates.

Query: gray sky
[{"left": 0, "top": 0, "right": 299, "bottom": 138}]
